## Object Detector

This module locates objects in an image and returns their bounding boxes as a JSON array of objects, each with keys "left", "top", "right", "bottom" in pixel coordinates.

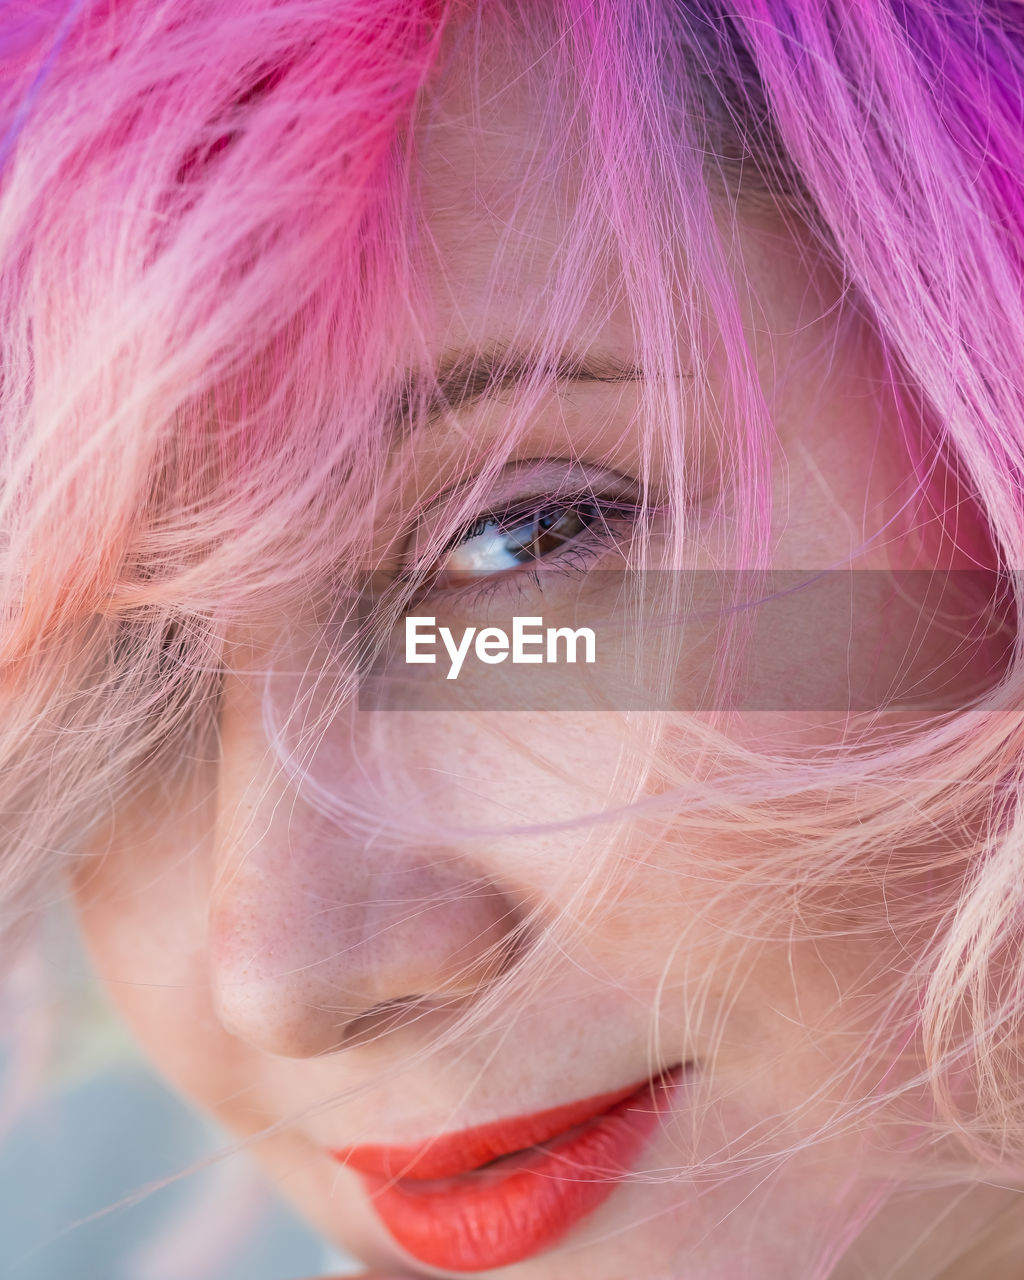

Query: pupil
[
  {"left": 518, "top": 503, "right": 587, "bottom": 560},
  {"left": 438, "top": 497, "right": 607, "bottom": 580}
]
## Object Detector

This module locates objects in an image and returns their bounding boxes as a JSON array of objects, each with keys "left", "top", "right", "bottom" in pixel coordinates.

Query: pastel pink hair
[{"left": 2, "top": 2, "right": 1024, "bottom": 1274}]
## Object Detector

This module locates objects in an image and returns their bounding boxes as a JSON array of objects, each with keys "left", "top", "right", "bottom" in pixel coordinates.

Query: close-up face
[{"left": 59, "top": 13, "right": 1017, "bottom": 1280}]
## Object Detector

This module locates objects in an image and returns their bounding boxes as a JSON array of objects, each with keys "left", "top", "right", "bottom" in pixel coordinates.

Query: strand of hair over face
[{"left": 0, "top": 3, "right": 1023, "bottom": 1274}]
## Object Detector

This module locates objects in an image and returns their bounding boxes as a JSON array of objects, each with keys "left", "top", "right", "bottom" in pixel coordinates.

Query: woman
[{"left": 2, "top": 1, "right": 1023, "bottom": 1276}]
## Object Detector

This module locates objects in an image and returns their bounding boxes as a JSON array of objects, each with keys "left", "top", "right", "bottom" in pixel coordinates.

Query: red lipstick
[{"left": 329, "top": 1064, "right": 685, "bottom": 1273}]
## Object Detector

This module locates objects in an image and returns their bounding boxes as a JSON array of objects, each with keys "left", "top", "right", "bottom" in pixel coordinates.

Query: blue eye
[
  {"left": 397, "top": 464, "right": 648, "bottom": 605},
  {"left": 443, "top": 500, "right": 601, "bottom": 577},
  {"left": 409, "top": 492, "right": 645, "bottom": 600}
]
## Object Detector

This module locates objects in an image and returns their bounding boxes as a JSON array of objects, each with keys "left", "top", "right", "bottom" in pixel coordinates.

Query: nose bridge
[
  {"left": 208, "top": 641, "right": 528, "bottom": 1057},
  {"left": 208, "top": 800, "right": 522, "bottom": 1058}
]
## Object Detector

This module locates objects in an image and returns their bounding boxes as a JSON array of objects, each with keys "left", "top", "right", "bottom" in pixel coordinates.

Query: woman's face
[{"left": 71, "top": 60, "right": 1015, "bottom": 1280}]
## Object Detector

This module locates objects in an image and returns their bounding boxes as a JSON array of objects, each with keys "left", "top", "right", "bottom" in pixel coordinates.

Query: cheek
[
  {"left": 356, "top": 705, "right": 634, "bottom": 843},
  {"left": 70, "top": 784, "right": 254, "bottom": 1119}
]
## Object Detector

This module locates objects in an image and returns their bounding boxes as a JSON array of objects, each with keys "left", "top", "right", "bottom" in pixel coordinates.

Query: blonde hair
[{"left": 2, "top": 2, "right": 1024, "bottom": 1274}]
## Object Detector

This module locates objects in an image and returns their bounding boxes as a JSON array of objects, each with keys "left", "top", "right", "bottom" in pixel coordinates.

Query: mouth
[{"left": 329, "top": 1062, "right": 689, "bottom": 1273}]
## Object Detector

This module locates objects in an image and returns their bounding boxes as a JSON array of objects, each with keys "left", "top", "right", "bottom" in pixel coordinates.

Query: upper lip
[{"left": 328, "top": 1067, "right": 679, "bottom": 1181}]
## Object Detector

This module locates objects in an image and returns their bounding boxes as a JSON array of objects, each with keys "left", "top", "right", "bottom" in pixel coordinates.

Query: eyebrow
[{"left": 389, "top": 343, "right": 644, "bottom": 438}]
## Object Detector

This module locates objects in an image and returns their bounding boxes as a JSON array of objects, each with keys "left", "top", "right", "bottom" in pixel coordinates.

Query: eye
[
  {"left": 396, "top": 461, "right": 649, "bottom": 602},
  {"left": 441, "top": 498, "right": 609, "bottom": 582}
]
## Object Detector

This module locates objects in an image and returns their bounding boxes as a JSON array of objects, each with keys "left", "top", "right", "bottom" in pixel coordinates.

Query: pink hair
[{"left": 2, "top": 2, "right": 1024, "bottom": 1274}]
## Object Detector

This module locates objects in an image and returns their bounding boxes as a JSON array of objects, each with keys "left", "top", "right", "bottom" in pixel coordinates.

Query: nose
[
  {"left": 207, "top": 641, "right": 529, "bottom": 1059},
  {"left": 208, "top": 814, "right": 523, "bottom": 1059}
]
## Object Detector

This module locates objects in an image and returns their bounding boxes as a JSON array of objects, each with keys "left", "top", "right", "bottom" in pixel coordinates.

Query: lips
[{"left": 329, "top": 1063, "right": 686, "bottom": 1273}]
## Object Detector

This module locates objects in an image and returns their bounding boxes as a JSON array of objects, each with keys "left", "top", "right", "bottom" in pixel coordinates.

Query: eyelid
[
  {"left": 400, "top": 458, "right": 645, "bottom": 575},
  {"left": 445, "top": 492, "right": 644, "bottom": 554}
]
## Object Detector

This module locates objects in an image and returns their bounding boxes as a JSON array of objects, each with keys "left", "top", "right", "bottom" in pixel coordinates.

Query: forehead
[
  {"left": 415, "top": 30, "right": 567, "bottom": 231},
  {"left": 410, "top": 46, "right": 631, "bottom": 359},
  {"left": 407, "top": 39, "right": 839, "bottom": 385}
]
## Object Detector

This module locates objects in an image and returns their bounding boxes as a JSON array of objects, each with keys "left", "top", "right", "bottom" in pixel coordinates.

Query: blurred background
[{"left": 0, "top": 899, "right": 359, "bottom": 1280}]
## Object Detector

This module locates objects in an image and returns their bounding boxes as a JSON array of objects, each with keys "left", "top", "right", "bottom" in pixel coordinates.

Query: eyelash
[{"left": 403, "top": 491, "right": 646, "bottom": 608}]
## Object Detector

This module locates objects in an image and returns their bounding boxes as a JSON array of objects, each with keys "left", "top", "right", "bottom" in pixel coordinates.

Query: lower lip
[{"left": 354, "top": 1066, "right": 685, "bottom": 1273}]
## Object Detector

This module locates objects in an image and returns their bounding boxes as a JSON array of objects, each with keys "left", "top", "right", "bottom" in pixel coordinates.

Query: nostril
[
  {"left": 209, "top": 856, "right": 533, "bottom": 1059},
  {"left": 339, "top": 994, "right": 438, "bottom": 1050}
]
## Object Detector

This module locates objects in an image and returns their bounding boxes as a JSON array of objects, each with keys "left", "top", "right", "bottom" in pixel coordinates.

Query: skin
[{"left": 71, "top": 49, "right": 1021, "bottom": 1280}]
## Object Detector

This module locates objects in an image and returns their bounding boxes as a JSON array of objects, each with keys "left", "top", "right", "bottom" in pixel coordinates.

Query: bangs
[{"left": 0, "top": 0, "right": 1023, "bottom": 1205}]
